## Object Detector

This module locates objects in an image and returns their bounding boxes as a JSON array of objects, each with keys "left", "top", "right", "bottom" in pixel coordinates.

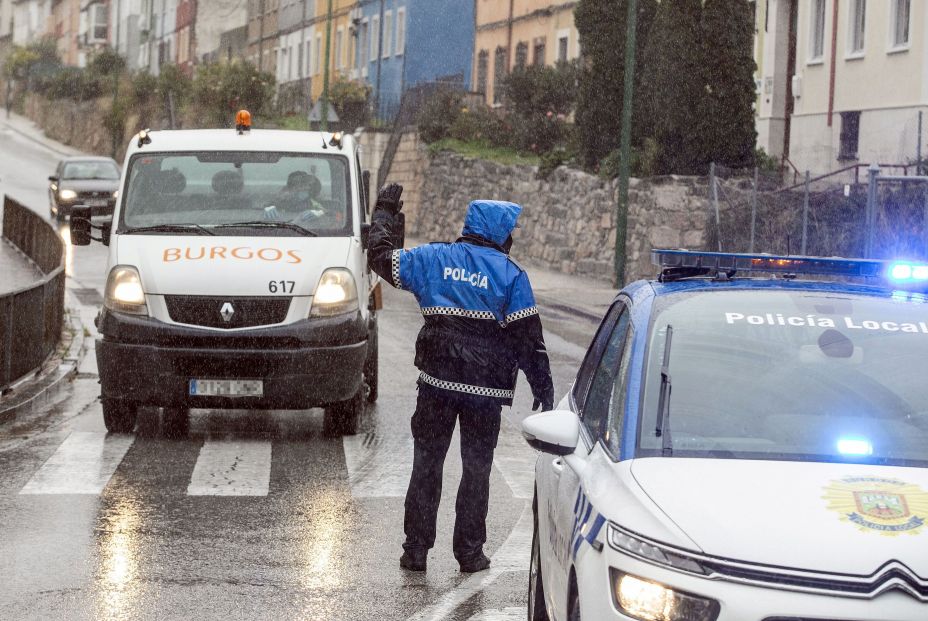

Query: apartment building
[
  {"left": 356, "top": 0, "right": 474, "bottom": 119},
  {"left": 12, "top": 0, "right": 49, "bottom": 45},
  {"left": 247, "top": 0, "right": 279, "bottom": 74},
  {"left": 473, "top": 0, "right": 579, "bottom": 106},
  {"left": 756, "top": 0, "right": 925, "bottom": 175}
]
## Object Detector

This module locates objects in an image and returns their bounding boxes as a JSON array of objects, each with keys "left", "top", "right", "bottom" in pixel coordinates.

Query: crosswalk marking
[
  {"left": 187, "top": 440, "right": 272, "bottom": 496},
  {"left": 19, "top": 431, "right": 134, "bottom": 495},
  {"left": 342, "top": 432, "right": 414, "bottom": 498}
]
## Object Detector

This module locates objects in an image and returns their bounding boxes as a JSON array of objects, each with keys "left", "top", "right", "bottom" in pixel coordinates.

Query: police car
[
  {"left": 70, "top": 112, "right": 381, "bottom": 437},
  {"left": 523, "top": 250, "right": 928, "bottom": 621}
]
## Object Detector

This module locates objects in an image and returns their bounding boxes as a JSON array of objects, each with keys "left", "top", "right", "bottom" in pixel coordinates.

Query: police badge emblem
[{"left": 823, "top": 477, "right": 928, "bottom": 536}]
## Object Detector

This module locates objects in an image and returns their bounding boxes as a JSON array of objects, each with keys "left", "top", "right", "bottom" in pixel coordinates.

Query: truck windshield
[
  {"left": 118, "top": 151, "right": 352, "bottom": 236},
  {"left": 638, "top": 289, "right": 928, "bottom": 468}
]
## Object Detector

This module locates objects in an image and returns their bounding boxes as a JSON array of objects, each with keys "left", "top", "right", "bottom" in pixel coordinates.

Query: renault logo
[{"left": 220, "top": 302, "right": 235, "bottom": 323}]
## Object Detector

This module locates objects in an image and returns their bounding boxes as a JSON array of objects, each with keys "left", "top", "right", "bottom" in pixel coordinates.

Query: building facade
[
  {"left": 12, "top": 0, "right": 50, "bottom": 46},
  {"left": 473, "top": 0, "right": 579, "bottom": 106},
  {"left": 357, "top": 0, "right": 474, "bottom": 120},
  {"left": 755, "top": 0, "right": 926, "bottom": 175}
]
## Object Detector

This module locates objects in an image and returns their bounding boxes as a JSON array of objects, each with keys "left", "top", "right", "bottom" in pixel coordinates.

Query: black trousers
[{"left": 403, "top": 385, "right": 502, "bottom": 561}]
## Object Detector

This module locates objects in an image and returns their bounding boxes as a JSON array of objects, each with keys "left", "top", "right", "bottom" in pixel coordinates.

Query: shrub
[
  {"left": 417, "top": 88, "right": 462, "bottom": 143},
  {"left": 191, "top": 62, "right": 275, "bottom": 128},
  {"left": 448, "top": 105, "right": 504, "bottom": 144},
  {"left": 131, "top": 71, "right": 159, "bottom": 107},
  {"left": 537, "top": 150, "right": 566, "bottom": 180},
  {"left": 36, "top": 67, "right": 104, "bottom": 101}
]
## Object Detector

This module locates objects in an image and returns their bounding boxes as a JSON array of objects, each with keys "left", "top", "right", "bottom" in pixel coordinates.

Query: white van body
[{"left": 80, "top": 128, "right": 380, "bottom": 436}]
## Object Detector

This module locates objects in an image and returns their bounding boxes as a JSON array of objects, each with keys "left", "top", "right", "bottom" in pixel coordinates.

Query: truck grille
[{"left": 165, "top": 296, "right": 291, "bottom": 329}]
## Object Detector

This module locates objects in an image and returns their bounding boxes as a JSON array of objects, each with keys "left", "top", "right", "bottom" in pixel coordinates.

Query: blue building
[{"left": 355, "top": 0, "right": 474, "bottom": 120}]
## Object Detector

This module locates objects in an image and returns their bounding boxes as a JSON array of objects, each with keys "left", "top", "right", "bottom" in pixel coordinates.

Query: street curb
[{"left": 0, "top": 292, "right": 87, "bottom": 425}]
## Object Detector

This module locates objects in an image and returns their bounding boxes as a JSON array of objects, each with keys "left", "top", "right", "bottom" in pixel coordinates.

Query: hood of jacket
[{"left": 461, "top": 200, "right": 522, "bottom": 247}]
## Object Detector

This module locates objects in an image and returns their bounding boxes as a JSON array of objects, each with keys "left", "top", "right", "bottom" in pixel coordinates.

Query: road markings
[
  {"left": 19, "top": 431, "right": 134, "bottom": 495},
  {"left": 404, "top": 503, "right": 533, "bottom": 621},
  {"left": 187, "top": 439, "right": 272, "bottom": 496},
  {"left": 343, "top": 432, "right": 414, "bottom": 498},
  {"left": 466, "top": 608, "right": 525, "bottom": 621}
]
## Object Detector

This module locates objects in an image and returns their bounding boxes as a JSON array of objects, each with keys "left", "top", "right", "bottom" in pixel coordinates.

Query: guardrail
[{"left": 1, "top": 196, "right": 66, "bottom": 393}]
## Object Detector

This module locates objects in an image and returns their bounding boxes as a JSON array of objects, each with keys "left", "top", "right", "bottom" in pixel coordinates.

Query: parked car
[
  {"left": 48, "top": 156, "right": 121, "bottom": 220},
  {"left": 523, "top": 250, "right": 928, "bottom": 621}
]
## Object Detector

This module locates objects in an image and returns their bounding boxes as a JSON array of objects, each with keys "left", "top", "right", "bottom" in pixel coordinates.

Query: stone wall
[{"left": 413, "top": 150, "right": 716, "bottom": 283}]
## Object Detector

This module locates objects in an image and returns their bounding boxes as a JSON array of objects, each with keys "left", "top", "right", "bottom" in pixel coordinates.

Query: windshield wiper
[
  {"left": 122, "top": 224, "right": 215, "bottom": 236},
  {"left": 654, "top": 324, "right": 674, "bottom": 457},
  {"left": 213, "top": 221, "right": 318, "bottom": 236}
]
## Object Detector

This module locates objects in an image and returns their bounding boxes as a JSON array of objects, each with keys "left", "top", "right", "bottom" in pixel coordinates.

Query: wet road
[{"left": 0, "top": 120, "right": 597, "bottom": 620}]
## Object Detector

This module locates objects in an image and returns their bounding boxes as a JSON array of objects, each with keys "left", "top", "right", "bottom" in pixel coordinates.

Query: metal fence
[
  {"left": 707, "top": 163, "right": 928, "bottom": 262},
  {"left": 0, "top": 196, "right": 66, "bottom": 392}
]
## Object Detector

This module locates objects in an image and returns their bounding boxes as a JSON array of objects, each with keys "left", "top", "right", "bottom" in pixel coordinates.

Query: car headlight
[
  {"left": 104, "top": 266, "right": 148, "bottom": 315},
  {"left": 608, "top": 525, "right": 710, "bottom": 575},
  {"left": 112, "top": 190, "right": 119, "bottom": 199},
  {"left": 59, "top": 189, "right": 77, "bottom": 201},
  {"left": 310, "top": 268, "right": 358, "bottom": 316},
  {"left": 610, "top": 570, "right": 720, "bottom": 621}
]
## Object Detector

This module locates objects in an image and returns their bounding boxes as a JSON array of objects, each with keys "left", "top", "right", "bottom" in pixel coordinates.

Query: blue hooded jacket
[{"left": 368, "top": 198, "right": 554, "bottom": 406}]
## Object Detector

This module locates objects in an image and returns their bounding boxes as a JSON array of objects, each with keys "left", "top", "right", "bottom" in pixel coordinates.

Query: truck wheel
[
  {"left": 323, "top": 384, "right": 363, "bottom": 437},
  {"left": 364, "top": 328, "right": 379, "bottom": 403},
  {"left": 102, "top": 398, "right": 137, "bottom": 433},
  {"left": 163, "top": 407, "right": 190, "bottom": 439}
]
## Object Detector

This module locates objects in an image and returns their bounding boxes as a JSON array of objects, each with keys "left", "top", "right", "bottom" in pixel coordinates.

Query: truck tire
[
  {"left": 323, "top": 384, "right": 363, "bottom": 437},
  {"left": 163, "top": 406, "right": 190, "bottom": 439},
  {"left": 102, "top": 398, "right": 137, "bottom": 433},
  {"left": 364, "top": 327, "right": 379, "bottom": 403}
]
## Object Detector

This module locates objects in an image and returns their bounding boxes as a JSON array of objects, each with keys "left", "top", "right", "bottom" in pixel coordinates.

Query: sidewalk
[
  {"left": 0, "top": 239, "right": 42, "bottom": 294},
  {"left": 0, "top": 110, "right": 82, "bottom": 158}
]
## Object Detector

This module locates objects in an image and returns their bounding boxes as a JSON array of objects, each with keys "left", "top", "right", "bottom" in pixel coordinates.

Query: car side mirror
[
  {"left": 70, "top": 206, "right": 92, "bottom": 246},
  {"left": 360, "top": 222, "right": 371, "bottom": 250},
  {"left": 522, "top": 410, "right": 580, "bottom": 456},
  {"left": 48, "top": 175, "right": 58, "bottom": 183},
  {"left": 101, "top": 219, "right": 113, "bottom": 246},
  {"left": 362, "top": 170, "right": 371, "bottom": 214}
]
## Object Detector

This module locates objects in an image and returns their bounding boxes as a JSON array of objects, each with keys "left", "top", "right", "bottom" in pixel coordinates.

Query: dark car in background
[{"left": 48, "top": 156, "right": 121, "bottom": 220}]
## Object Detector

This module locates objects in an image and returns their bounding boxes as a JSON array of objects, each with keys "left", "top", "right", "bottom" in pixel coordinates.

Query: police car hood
[
  {"left": 115, "top": 235, "right": 352, "bottom": 296},
  {"left": 630, "top": 458, "right": 928, "bottom": 576},
  {"left": 462, "top": 200, "right": 522, "bottom": 246}
]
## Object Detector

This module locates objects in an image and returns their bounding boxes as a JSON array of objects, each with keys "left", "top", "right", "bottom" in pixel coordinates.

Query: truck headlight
[
  {"left": 59, "top": 189, "right": 77, "bottom": 201},
  {"left": 104, "top": 266, "right": 148, "bottom": 315},
  {"left": 610, "top": 570, "right": 719, "bottom": 621},
  {"left": 310, "top": 268, "right": 358, "bottom": 316}
]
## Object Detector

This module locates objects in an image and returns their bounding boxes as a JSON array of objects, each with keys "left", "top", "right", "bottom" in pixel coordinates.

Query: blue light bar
[
  {"left": 651, "top": 250, "right": 886, "bottom": 278},
  {"left": 888, "top": 261, "right": 928, "bottom": 284}
]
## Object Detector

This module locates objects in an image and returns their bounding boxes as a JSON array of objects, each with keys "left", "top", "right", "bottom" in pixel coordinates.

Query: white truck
[{"left": 71, "top": 117, "right": 383, "bottom": 437}]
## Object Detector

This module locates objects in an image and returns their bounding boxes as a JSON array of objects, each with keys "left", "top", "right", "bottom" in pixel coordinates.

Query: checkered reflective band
[
  {"left": 391, "top": 249, "right": 403, "bottom": 289},
  {"left": 505, "top": 306, "right": 539, "bottom": 324},
  {"left": 419, "top": 371, "right": 515, "bottom": 399},
  {"left": 421, "top": 306, "right": 497, "bottom": 320}
]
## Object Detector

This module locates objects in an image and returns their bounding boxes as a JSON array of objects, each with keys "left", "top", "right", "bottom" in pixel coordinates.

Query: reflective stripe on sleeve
[
  {"left": 392, "top": 249, "right": 403, "bottom": 289},
  {"left": 505, "top": 305, "right": 539, "bottom": 324},
  {"left": 419, "top": 371, "right": 515, "bottom": 399}
]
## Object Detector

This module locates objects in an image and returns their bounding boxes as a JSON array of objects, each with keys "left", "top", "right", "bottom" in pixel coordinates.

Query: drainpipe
[
  {"left": 827, "top": 0, "right": 839, "bottom": 127},
  {"left": 506, "top": 0, "right": 513, "bottom": 69},
  {"left": 375, "top": 0, "right": 385, "bottom": 119},
  {"left": 258, "top": 0, "right": 265, "bottom": 70}
]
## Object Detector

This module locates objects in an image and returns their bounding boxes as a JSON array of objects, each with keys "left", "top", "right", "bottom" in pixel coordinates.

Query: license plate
[
  {"left": 86, "top": 199, "right": 108, "bottom": 207},
  {"left": 189, "top": 379, "right": 264, "bottom": 397}
]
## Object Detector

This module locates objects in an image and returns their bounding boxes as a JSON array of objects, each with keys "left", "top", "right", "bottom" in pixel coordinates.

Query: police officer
[{"left": 369, "top": 184, "right": 555, "bottom": 573}]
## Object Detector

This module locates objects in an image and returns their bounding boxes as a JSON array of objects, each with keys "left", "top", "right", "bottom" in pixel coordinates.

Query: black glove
[
  {"left": 532, "top": 396, "right": 554, "bottom": 412},
  {"left": 376, "top": 183, "right": 404, "bottom": 215}
]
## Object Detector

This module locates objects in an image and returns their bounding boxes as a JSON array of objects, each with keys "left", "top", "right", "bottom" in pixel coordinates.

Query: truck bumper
[{"left": 95, "top": 310, "right": 369, "bottom": 409}]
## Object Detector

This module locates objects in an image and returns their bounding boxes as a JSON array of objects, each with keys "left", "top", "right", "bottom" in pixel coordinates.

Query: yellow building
[
  {"left": 473, "top": 0, "right": 580, "bottom": 106},
  {"left": 306, "top": 0, "right": 358, "bottom": 100},
  {"left": 755, "top": 0, "right": 924, "bottom": 175}
]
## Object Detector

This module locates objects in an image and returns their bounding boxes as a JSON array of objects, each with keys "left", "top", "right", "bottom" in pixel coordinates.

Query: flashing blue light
[
  {"left": 888, "top": 261, "right": 928, "bottom": 283},
  {"left": 837, "top": 437, "right": 873, "bottom": 456}
]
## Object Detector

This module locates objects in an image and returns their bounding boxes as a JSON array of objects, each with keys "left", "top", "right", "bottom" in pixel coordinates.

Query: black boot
[
  {"left": 400, "top": 550, "right": 427, "bottom": 572},
  {"left": 458, "top": 552, "right": 491, "bottom": 573}
]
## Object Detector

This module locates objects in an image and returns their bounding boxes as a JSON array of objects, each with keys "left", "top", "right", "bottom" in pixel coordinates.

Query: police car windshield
[
  {"left": 638, "top": 289, "right": 928, "bottom": 467},
  {"left": 118, "top": 152, "right": 351, "bottom": 236}
]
